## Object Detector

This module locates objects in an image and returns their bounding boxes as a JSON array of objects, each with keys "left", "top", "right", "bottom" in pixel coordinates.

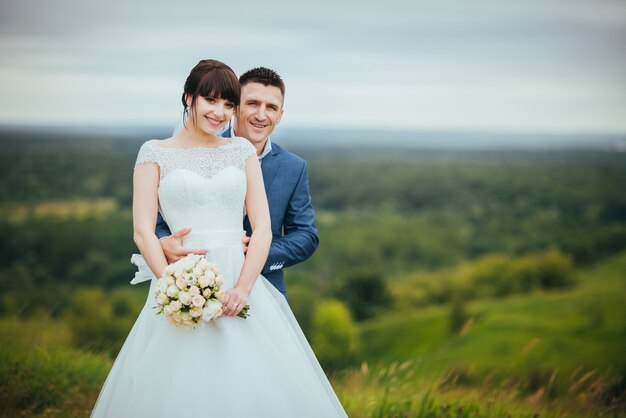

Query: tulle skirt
[{"left": 91, "top": 231, "right": 347, "bottom": 417}]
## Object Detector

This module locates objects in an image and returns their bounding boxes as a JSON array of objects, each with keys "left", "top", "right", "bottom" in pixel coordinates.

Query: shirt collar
[{"left": 258, "top": 138, "right": 273, "bottom": 160}]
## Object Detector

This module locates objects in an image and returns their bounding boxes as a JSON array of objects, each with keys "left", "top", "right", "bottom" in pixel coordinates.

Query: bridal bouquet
[{"left": 154, "top": 254, "right": 250, "bottom": 328}]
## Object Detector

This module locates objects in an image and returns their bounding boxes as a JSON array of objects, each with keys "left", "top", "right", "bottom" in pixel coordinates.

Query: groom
[{"left": 156, "top": 67, "right": 319, "bottom": 298}]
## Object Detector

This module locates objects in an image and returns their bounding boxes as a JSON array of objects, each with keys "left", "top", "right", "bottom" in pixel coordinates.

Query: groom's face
[{"left": 234, "top": 82, "right": 284, "bottom": 149}]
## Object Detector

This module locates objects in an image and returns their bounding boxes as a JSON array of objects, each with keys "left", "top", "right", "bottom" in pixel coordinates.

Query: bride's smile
[{"left": 188, "top": 95, "right": 234, "bottom": 135}]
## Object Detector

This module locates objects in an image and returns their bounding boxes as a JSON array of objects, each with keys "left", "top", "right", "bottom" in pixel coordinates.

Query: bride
[{"left": 91, "top": 59, "right": 347, "bottom": 417}]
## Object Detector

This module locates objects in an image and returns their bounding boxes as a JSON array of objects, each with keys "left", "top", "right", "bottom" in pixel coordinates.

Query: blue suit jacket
[{"left": 155, "top": 138, "right": 319, "bottom": 298}]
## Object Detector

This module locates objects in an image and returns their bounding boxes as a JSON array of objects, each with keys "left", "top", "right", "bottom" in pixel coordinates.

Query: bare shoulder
[{"left": 143, "top": 137, "right": 177, "bottom": 149}]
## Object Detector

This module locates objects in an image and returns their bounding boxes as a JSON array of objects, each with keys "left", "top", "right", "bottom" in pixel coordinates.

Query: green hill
[
  {"left": 333, "top": 251, "right": 626, "bottom": 416},
  {"left": 360, "top": 250, "right": 625, "bottom": 373}
]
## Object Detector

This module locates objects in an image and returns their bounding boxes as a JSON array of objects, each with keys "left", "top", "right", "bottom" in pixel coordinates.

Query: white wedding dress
[{"left": 91, "top": 137, "right": 347, "bottom": 418}]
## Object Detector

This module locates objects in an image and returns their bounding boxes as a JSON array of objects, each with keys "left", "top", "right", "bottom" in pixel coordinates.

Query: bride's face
[{"left": 189, "top": 95, "right": 235, "bottom": 135}]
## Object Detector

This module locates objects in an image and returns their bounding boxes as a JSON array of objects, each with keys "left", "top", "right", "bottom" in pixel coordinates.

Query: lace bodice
[{"left": 135, "top": 137, "right": 256, "bottom": 240}]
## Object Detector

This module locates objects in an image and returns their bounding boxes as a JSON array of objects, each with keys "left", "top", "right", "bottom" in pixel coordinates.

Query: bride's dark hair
[{"left": 182, "top": 59, "right": 240, "bottom": 126}]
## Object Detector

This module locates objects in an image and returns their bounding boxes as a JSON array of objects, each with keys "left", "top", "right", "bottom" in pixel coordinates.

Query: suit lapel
[{"left": 261, "top": 146, "right": 282, "bottom": 193}]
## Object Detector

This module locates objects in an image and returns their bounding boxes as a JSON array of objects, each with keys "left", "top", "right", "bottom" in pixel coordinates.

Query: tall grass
[{"left": 0, "top": 318, "right": 111, "bottom": 418}]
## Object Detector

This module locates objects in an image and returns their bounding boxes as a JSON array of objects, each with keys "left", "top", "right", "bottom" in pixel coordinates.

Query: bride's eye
[
  {"left": 204, "top": 96, "right": 217, "bottom": 103},
  {"left": 225, "top": 102, "right": 235, "bottom": 109}
]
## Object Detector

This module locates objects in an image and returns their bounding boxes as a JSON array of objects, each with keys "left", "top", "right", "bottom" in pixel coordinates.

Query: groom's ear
[{"left": 276, "top": 108, "right": 284, "bottom": 125}]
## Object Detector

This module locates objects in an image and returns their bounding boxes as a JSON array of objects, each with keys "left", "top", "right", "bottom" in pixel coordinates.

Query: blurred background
[{"left": 1, "top": 0, "right": 625, "bottom": 417}]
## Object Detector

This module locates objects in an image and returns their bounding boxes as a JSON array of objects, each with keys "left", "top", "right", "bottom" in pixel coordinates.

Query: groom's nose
[{"left": 255, "top": 105, "right": 267, "bottom": 120}]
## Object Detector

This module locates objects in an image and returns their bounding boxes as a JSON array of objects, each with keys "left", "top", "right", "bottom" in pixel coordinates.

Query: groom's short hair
[{"left": 239, "top": 67, "right": 285, "bottom": 99}]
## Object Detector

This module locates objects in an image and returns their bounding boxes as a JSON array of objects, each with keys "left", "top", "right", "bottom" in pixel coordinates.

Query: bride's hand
[{"left": 221, "top": 286, "right": 250, "bottom": 317}]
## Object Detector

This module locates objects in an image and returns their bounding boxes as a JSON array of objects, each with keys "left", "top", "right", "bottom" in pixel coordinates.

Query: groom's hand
[
  {"left": 242, "top": 235, "right": 251, "bottom": 254},
  {"left": 160, "top": 227, "right": 207, "bottom": 264}
]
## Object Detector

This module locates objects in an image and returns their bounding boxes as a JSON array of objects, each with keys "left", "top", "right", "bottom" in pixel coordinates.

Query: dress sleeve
[
  {"left": 240, "top": 138, "right": 257, "bottom": 162},
  {"left": 135, "top": 142, "right": 159, "bottom": 167}
]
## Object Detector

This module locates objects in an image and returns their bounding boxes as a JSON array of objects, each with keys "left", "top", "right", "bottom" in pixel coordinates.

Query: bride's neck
[{"left": 179, "top": 125, "right": 224, "bottom": 146}]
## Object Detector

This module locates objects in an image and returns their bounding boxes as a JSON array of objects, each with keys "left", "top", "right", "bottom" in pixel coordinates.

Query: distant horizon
[
  {"left": 2, "top": 122, "right": 625, "bottom": 152},
  {"left": 2, "top": 121, "right": 626, "bottom": 138}
]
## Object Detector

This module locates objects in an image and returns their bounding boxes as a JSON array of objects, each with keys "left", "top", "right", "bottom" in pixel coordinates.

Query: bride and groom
[
  {"left": 91, "top": 60, "right": 348, "bottom": 417},
  {"left": 157, "top": 66, "right": 318, "bottom": 299}
]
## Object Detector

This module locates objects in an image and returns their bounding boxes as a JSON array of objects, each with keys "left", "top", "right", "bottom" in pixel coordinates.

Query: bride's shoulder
[
  {"left": 231, "top": 136, "right": 256, "bottom": 157},
  {"left": 230, "top": 135, "right": 247, "bottom": 144},
  {"left": 137, "top": 137, "right": 180, "bottom": 154},
  {"left": 136, "top": 138, "right": 169, "bottom": 165},
  {"left": 140, "top": 137, "right": 175, "bottom": 149}
]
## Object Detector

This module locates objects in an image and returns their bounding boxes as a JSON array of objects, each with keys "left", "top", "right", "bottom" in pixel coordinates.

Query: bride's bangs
[{"left": 196, "top": 70, "right": 240, "bottom": 106}]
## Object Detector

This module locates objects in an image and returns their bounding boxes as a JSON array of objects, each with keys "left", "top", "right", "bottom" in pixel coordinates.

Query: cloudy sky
[{"left": 1, "top": 0, "right": 625, "bottom": 133}]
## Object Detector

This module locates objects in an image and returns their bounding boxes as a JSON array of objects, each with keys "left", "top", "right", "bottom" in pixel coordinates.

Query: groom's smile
[{"left": 235, "top": 82, "right": 284, "bottom": 153}]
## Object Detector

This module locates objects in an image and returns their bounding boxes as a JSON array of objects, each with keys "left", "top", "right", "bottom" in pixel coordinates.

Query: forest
[{"left": 1, "top": 127, "right": 625, "bottom": 417}]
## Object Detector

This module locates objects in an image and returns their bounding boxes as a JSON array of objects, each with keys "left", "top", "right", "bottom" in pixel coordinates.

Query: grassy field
[
  {"left": 1, "top": 252, "right": 624, "bottom": 417},
  {"left": 334, "top": 251, "right": 626, "bottom": 417},
  {"left": 361, "top": 252, "right": 625, "bottom": 369},
  {"left": 0, "top": 319, "right": 111, "bottom": 418},
  {"left": 0, "top": 199, "right": 120, "bottom": 223}
]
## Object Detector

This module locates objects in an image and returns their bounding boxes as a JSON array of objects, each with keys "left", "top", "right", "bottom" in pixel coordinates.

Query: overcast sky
[{"left": 1, "top": 0, "right": 625, "bottom": 133}]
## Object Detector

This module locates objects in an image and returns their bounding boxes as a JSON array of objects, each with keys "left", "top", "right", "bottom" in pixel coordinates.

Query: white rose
[
  {"left": 202, "top": 288, "right": 212, "bottom": 298},
  {"left": 166, "top": 285, "right": 179, "bottom": 298},
  {"left": 189, "top": 286, "right": 200, "bottom": 296},
  {"left": 158, "top": 279, "right": 168, "bottom": 293},
  {"left": 156, "top": 293, "right": 169, "bottom": 305},
  {"left": 215, "top": 289, "right": 225, "bottom": 301},
  {"left": 198, "top": 258, "right": 209, "bottom": 269},
  {"left": 181, "top": 312, "right": 192, "bottom": 322},
  {"left": 202, "top": 300, "right": 223, "bottom": 321},
  {"left": 170, "top": 300, "right": 182, "bottom": 311},
  {"left": 164, "top": 265, "right": 175, "bottom": 276},
  {"left": 174, "top": 270, "right": 183, "bottom": 280},
  {"left": 175, "top": 278, "right": 186, "bottom": 290},
  {"left": 216, "top": 275, "right": 225, "bottom": 286},
  {"left": 163, "top": 305, "right": 173, "bottom": 315},
  {"left": 198, "top": 275, "right": 209, "bottom": 288},
  {"left": 184, "top": 273, "right": 197, "bottom": 286},
  {"left": 192, "top": 294, "right": 206, "bottom": 308},
  {"left": 190, "top": 306, "right": 203, "bottom": 317},
  {"left": 178, "top": 291, "right": 192, "bottom": 306},
  {"left": 164, "top": 276, "right": 175, "bottom": 286},
  {"left": 182, "top": 257, "right": 195, "bottom": 271}
]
